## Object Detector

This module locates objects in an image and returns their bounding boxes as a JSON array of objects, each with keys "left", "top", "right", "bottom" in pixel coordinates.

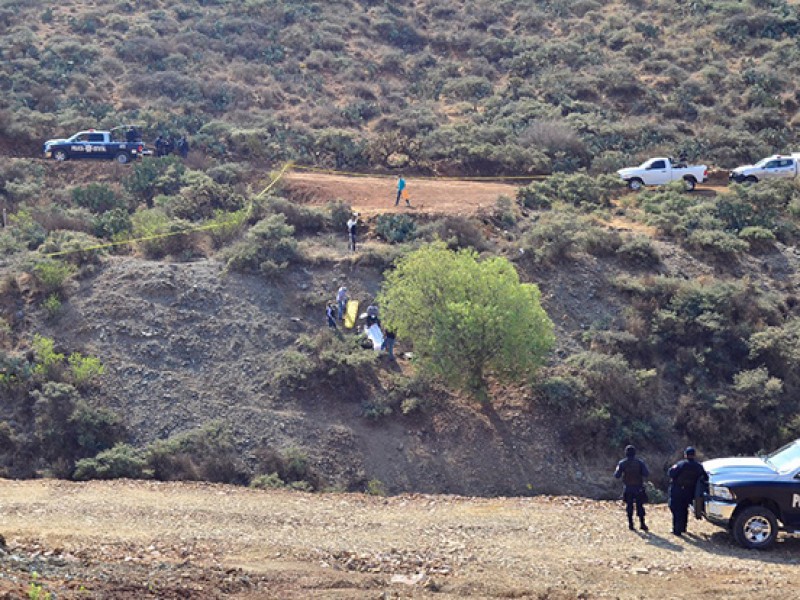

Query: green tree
[{"left": 377, "top": 243, "right": 554, "bottom": 400}]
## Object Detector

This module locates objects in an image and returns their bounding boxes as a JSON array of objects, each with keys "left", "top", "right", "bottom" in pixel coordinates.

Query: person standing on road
[
  {"left": 347, "top": 214, "right": 358, "bottom": 252},
  {"left": 336, "top": 286, "right": 348, "bottom": 321},
  {"left": 395, "top": 175, "right": 408, "bottom": 207},
  {"left": 614, "top": 445, "right": 650, "bottom": 531},
  {"left": 668, "top": 446, "right": 707, "bottom": 536}
]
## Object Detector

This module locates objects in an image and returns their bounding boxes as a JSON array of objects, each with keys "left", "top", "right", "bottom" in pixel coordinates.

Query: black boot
[
  {"left": 639, "top": 517, "right": 648, "bottom": 532},
  {"left": 628, "top": 516, "right": 635, "bottom": 530}
]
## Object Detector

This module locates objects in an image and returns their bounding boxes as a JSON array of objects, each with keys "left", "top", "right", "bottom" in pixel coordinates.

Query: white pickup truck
[
  {"left": 729, "top": 154, "right": 800, "bottom": 184},
  {"left": 617, "top": 157, "right": 708, "bottom": 191}
]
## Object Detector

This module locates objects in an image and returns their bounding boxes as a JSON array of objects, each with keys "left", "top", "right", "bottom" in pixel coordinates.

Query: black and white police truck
[
  {"left": 703, "top": 438, "right": 800, "bottom": 549},
  {"left": 42, "top": 126, "right": 149, "bottom": 164}
]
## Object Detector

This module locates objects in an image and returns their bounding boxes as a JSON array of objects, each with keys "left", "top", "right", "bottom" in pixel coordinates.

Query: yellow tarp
[{"left": 344, "top": 299, "right": 359, "bottom": 329}]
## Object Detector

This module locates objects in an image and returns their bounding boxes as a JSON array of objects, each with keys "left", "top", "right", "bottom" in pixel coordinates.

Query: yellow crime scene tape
[
  {"left": 42, "top": 161, "right": 294, "bottom": 258},
  {"left": 41, "top": 161, "right": 542, "bottom": 259},
  {"left": 290, "top": 163, "right": 547, "bottom": 181}
]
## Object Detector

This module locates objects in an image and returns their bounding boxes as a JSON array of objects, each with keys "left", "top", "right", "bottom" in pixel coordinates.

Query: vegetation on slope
[{"left": 1, "top": 0, "right": 800, "bottom": 489}]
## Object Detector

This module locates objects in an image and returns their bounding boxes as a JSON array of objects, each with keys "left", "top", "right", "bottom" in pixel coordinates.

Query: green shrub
[
  {"left": 375, "top": 213, "right": 417, "bottom": 243},
  {"left": 68, "top": 352, "right": 105, "bottom": 388},
  {"left": 253, "top": 446, "right": 321, "bottom": 490},
  {"left": 738, "top": 226, "right": 776, "bottom": 252},
  {"left": 124, "top": 156, "right": 186, "bottom": 207},
  {"left": 33, "top": 260, "right": 76, "bottom": 296},
  {"left": 521, "top": 212, "right": 584, "bottom": 263},
  {"left": 616, "top": 235, "right": 661, "bottom": 267},
  {"left": 73, "top": 444, "right": 151, "bottom": 481},
  {"left": 262, "top": 196, "right": 325, "bottom": 233},
  {"left": 131, "top": 209, "right": 199, "bottom": 259},
  {"left": 206, "top": 208, "right": 249, "bottom": 249},
  {"left": 686, "top": 229, "right": 749, "bottom": 257},
  {"left": 38, "top": 230, "right": 105, "bottom": 266},
  {"left": 32, "top": 381, "right": 125, "bottom": 476},
  {"left": 365, "top": 478, "right": 387, "bottom": 496},
  {"left": 362, "top": 397, "right": 393, "bottom": 420},
  {"left": 294, "top": 330, "right": 378, "bottom": 389},
  {"left": 327, "top": 200, "right": 354, "bottom": 231},
  {"left": 32, "top": 335, "right": 65, "bottom": 381},
  {"left": 250, "top": 472, "right": 286, "bottom": 489},
  {"left": 147, "top": 421, "right": 248, "bottom": 484},
  {"left": 415, "top": 215, "right": 487, "bottom": 250},
  {"left": 42, "top": 293, "right": 62, "bottom": 320},
  {"left": 8, "top": 209, "right": 46, "bottom": 250},
  {"left": 72, "top": 183, "right": 126, "bottom": 214},
  {"left": 223, "top": 214, "right": 298, "bottom": 275},
  {"left": 91, "top": 207, "right": 132, "bottom": 240},
  {"left": 517, "top": 182, "right": 555, "bottom": 210}
]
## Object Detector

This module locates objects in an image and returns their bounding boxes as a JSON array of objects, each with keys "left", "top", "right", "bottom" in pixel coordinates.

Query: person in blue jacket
[
  {"left": 614, "top": 445, "right": 650, "bottom": 531},
  {"left": 395, "top": 175, "right": 407, "bottom": 206},
  {"left": 668, "top": 446, "right": 707, "bottom": 536}
]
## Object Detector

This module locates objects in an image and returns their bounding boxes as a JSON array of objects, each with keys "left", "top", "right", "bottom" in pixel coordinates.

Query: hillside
[
  {"left": 2, "top": 0, "right": 800, "bottom": 498},
  {"left": 0, "top": 479, "right": 798, "bottom": 599}
]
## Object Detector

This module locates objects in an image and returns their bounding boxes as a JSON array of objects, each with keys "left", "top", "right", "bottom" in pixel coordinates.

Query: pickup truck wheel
[
  {"left": 115, "top": 152, "right": 130, "bottom": 164},
  {"left": 683, "top": 177, "right": 696, "bottom": 192},
  {"left": 745, "top": 176, "right": 758, "bottom": 185},
  {"left": 732, "top": 506, "right": 778, "bottom": 549},
  {"left": 53, "top": 150, "right": 67, "bottom": 161},
  {"left": 627, "top": 178, "right": 644, "bottom": 191}
]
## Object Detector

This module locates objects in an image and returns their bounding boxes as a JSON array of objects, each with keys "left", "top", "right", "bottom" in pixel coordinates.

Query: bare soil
[
  {"left": 0, "top": 479, "right": 797, "bottom": 599},
  {"left": 281, "top": 170, "right": 525, "bottom": 217}
]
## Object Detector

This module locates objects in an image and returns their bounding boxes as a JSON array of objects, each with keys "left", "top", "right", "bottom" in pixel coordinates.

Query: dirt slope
[{"left": 0, "top": 479, "right": 797, "bottom": 599}]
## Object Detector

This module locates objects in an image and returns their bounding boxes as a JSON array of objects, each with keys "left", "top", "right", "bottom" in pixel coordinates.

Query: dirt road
[
  {"left": 282, "top": 171, "right": 525, "bottom": 217},
  {"left": 0, "top": 480, "right": 796, "bottom": 598}
]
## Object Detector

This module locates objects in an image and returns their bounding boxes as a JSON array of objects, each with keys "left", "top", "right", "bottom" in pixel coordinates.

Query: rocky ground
[{"left": 0, "top": 479, "right": 798, "bottom": 599}]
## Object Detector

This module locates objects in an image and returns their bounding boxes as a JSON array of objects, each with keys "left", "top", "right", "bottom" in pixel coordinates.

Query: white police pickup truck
[
  {"left": 703, "top": 439, "right": 800, "bottom": 549},
  {"left": 729, "top": 154, "right": 800, "bottom": 184},
  {"left": 42, "top": 127, "right": 148, "bottom": 164},
  {"left": 617, "top": 157, "right": 708, "bottom": 191}
]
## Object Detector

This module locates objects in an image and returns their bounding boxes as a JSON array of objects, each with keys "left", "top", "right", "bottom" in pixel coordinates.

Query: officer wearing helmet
[
  {"left": 614, "top": 445, "right": 650, "bottom": 531},
  {"left": 668, "top": 446, "right": 708, "bottom": 536}
]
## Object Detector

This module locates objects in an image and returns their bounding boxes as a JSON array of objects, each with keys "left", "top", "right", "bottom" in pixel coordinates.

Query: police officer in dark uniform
[
  {"left": 614, "top": 445, "right": 650, "bottom": 531},
  {"left": 668, "top": 446, "right": 707, "bottom": 536}
]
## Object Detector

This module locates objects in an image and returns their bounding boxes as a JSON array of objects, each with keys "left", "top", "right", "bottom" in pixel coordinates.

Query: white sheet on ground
[{"left": 366, "top": 324, "right": 384, "bottom": 351}]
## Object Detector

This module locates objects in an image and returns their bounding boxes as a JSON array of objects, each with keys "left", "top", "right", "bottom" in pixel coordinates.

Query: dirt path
[
  {"left": 281, "top": 171, "right": 525, "bottom": 217},
  {"left": 0, "top": 480, "right": 796, "bottom": 598}
]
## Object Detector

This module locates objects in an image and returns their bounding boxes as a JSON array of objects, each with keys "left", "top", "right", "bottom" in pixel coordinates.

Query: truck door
[
  {"left": 761, "top": 159, "right": 791, "bottom": 179},
  {"left": 784, "top": 473, "right": 800, "bottom": 528},
  {"left": 86, "top": 132, "right": 108, "bottom": 157},
  {"left": 69, "top": 133, "right": 92, "bottom": 159},
  {"left": 646, "top": 159, "right": 669, "bottom": 185}
]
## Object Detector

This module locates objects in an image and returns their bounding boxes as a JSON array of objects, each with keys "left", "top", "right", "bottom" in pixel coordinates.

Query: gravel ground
[{"left": 0, "top": 479, "right": 798, "bottom": 598}]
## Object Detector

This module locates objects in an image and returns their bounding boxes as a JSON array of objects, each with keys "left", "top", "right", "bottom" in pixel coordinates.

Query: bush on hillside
[
  {"left": 375, "top": 213, "right": 417, "bottom": 243},
  {"left": 147, "top": 421, "right": 248, "bottom": 484},
  {"left": 223, "top": 214, "right": 298, "bottom": 276},
  {"left": 73, "top": 443, "right": 151, "bottom": 481}
]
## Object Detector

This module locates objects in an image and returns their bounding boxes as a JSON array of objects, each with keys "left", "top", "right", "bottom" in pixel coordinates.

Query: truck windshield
[
  {"left": 754, "top": 157, "right": 774, "bottom": 168},
  {"left": 765, "top": 441, "right": 800, "bottom": 473}
]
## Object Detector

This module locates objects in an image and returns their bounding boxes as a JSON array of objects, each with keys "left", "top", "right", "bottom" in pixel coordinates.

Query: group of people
[
  {"left": 326, "top": 287, "right": 396, "bottom": 359},
  {"left": 155, "top": 134, "right": 190, "bottom": 158},
  {"left": 614, "top": 445, "right": 707, "bottom": 536},
  {"left": 123, "top": 127, "right": 190, "bottom": 158}
]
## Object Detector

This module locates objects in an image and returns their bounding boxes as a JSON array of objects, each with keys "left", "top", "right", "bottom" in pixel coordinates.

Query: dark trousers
[
  {"left": 624, "top": 487, "right": 646, "bottom": 519},
  {"left": 395, "top": 189, "right": 402, "bottom": 206},
  {"left": 669, "top": 490, "right": 692, "bottom": 533},
  {"left": 349, "top": 233, "right": 356, "bottom": 251}
]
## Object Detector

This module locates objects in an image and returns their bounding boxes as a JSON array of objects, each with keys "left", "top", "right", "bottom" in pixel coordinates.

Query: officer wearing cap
[
  {"left": 668, "top": 446, "right": 708, "bottom": 536},
  {"left": 614, "top": 445, "right": 650, "bottom": 531}
]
